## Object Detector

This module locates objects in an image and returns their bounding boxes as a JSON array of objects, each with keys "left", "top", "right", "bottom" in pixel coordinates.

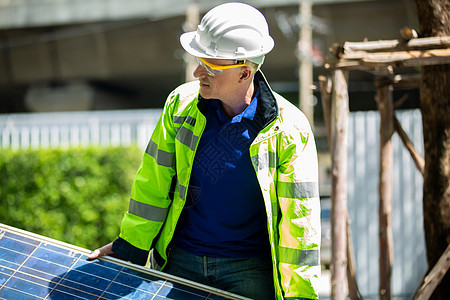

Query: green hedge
[{"left": 0, "top": 145, "right": 142, "bottom": 250}]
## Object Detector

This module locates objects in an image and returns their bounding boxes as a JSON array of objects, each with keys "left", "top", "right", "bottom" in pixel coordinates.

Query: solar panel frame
[{"left": 0, "top": 223, "right": 251, "bottom": 300}]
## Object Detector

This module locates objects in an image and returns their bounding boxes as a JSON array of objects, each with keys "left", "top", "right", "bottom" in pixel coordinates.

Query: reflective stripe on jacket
[{"left": 119, "top": 71, "right": 321, "bottom": 299}]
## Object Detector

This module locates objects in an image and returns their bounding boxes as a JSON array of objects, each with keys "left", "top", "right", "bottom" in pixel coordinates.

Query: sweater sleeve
[{"left": 111, "top": 237, "right": 149, "bottom": 266}]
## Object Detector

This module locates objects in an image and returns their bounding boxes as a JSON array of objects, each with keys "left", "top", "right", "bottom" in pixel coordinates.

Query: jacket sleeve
[
  {"left": 276, "top": 113, "right": 321, "bottom": 299},
  {"left": 114, "top": 90, "right": 179, "bottom": 263}
]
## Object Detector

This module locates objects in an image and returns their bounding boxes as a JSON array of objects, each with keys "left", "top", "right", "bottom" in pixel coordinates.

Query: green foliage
[{"left": 0, "top": 145, "right": 142, "bottom": 250}]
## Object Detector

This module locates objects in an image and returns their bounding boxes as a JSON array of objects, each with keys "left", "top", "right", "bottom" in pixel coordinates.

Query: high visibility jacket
[{"left": 118, "top": 71, "right": 321, "bottom": 299}]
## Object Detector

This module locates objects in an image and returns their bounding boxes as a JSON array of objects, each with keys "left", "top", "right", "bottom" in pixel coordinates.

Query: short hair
[{"left": 245, "top": 60, "right": 260, "bottom": 74}]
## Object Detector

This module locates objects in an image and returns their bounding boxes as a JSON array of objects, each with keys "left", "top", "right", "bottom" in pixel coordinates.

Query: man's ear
[{"left": 239, "top": 67, "right": 253, "bottom": 82}]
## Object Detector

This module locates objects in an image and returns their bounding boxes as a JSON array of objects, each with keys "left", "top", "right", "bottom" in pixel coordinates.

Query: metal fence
[
  {"left": 0, "top": 109, "right": 162, "bottom": 151},
  {"left": 348, "top": 109, "right": 427, "bottom": 299}
]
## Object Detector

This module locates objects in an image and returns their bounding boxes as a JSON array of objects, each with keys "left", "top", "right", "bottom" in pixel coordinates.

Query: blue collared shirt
[{"left": 172, "top": 89, "right": 271, "bottom": 258}]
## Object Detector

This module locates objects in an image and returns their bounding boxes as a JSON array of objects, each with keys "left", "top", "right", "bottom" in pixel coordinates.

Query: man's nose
[{"left": 193, "top": 64, "right": 207, "bottom": 78}]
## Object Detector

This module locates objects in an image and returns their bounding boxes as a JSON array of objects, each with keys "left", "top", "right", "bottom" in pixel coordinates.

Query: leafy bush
[{"left": 0, "top": 145, "right": 142, "bottom": 250}]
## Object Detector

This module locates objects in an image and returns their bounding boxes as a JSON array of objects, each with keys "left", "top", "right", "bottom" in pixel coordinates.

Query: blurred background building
[
  {"left": 0, "top": 0, "right": 419, "bottom": 113},
  {"left": 0, "top": 0, "right": 421, "bottom": 187},
  {"left": 0, "top": 1, "right": 426, "bottom": 298}
]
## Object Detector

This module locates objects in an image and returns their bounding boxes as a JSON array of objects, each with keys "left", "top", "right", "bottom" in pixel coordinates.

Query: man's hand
[{"left": 88, "top": 242, "right": 123, "bottom": 260}]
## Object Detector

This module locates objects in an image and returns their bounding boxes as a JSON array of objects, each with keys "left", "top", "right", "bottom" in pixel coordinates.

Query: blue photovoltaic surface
[{"left": 0, "top": 224, "right": 246, "bottom": 300}]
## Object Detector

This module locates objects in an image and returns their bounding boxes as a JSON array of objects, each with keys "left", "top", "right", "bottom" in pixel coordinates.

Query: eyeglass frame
[{"left": 195, "top": 57, "right": 249, "bottom": 76}]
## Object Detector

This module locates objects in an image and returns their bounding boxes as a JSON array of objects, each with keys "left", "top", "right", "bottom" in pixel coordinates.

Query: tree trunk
[{"left": 414, "top": 1, "right": 450, "bottom": 299}]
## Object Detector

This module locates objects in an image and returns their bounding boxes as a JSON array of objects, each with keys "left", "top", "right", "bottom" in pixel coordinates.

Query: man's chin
[{"left": 199, "top": 89, "right": 212, "bottom": 99}]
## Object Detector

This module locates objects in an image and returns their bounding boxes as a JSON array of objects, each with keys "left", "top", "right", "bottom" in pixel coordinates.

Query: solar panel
[{"left": 0, "top": 223, "right": 250, "bottom": 300}]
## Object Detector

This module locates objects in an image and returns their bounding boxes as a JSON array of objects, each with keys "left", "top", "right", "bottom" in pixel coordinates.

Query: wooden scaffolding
[{"left": 318, "top": 33, "right": 450, "bottom": 300}]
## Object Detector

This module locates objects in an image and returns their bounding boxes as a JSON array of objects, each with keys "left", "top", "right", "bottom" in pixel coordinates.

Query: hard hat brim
[
  {"left": 180, "top": 31, "right": 274, "bottom": 61},
  {"left": 180, "top": 31, "right": 205, "bottom": 58}
]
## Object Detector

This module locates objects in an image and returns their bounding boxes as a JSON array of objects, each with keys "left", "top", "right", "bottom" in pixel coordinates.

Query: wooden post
[
  {"left": 184, "top": 1, "right": 199, "bottom": 82},
  {"left": 318, "top": 75, "right": 332, "bottom": 148},
  {"left": 298, "top": 0, "right": 314, "bottom": 126},
  {"left": 375, "top": 76, "right": 395, "bottom": 300},
  {"left": 320, "top": 74, "right": 361, "bottom": 300},
  {"left": 347, "top": 219, "right": 362, "bottom": 300},
  {"left": 330, "top": 69, "right": 349, "bottom": 300}
]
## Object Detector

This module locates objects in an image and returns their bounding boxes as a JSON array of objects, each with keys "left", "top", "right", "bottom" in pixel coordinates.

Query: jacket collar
[{"left": 254, "top": 70, "right": 279, "bottom": 128}]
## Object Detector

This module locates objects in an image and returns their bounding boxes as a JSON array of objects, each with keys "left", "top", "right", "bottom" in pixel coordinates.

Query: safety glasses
[{"left": 196, "top": 57, "right": 248, "bottom": 77}]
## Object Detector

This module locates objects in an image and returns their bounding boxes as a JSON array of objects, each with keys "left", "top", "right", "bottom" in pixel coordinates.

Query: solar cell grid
[{"left": 0, "top": 224, "right": 250, "bottom": 299}]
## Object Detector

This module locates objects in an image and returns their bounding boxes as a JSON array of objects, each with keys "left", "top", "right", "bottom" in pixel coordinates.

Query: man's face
[{"left": 193, "top": 58, "right": 244, "bottom": 100}]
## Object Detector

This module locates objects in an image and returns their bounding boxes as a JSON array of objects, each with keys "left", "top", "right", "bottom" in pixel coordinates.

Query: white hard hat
[{"left": 180, "top": 2, "right": 274, "bottom": 63}]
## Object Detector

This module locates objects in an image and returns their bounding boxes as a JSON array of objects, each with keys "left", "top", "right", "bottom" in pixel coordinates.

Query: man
[{"left": 89, "top": 3, "right": 321, "bottom": 299}]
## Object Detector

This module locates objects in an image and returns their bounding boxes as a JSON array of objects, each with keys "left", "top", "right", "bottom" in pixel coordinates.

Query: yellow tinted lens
[
  {"left": 196, "top": 57, "right": 222, "bottom": 76},
  {"left": 196, "top": 57, "right": 248, "bottom": 75}
]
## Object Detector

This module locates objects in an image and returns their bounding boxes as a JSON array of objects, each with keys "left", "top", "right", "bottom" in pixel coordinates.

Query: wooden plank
[
  {"left": 414, "top": 244, "right": 450, "bottom": 300},
  {"left": 393, "top": 115, "right": 425, "bottom": 176},
  {"left": 333, "top": 48, "right": 450, "bottom": 71},
  {"left": 407, "top": 36, "right": 450, "bottom": 48},
  {"left": 341, "top": 48, "right": 449, "bottom": 60},
  {"left": 344, "top": 40, "right": 400, "bottom": 52},
  {"left": 343, "top": 36, "right": 450, "bottom": 53},
  {"left": 365, "top": 49, "right": 450, "bottom": 66}
]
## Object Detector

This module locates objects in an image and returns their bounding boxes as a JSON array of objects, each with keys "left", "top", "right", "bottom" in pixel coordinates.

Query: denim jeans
[{"left": 162, "top": 247, "right": 275, "bottom": 299}]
